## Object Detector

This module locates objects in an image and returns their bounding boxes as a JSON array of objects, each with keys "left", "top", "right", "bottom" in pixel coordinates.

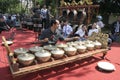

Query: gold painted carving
[{"left": 88, "top": 32, "right": 109, "bottom": 49}]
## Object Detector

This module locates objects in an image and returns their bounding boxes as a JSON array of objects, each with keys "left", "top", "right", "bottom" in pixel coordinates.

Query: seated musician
[
  {"left": 88, "top": 23, "right": 99, "bottom": 36},
  {"left": 88, "top": 22, "right": 112, "bottom": 50},
  {"left": 36, "top": 19, "right": 79, "bottom": 46},
  {"left": 62, "top": 20, "right": 73, "bottom": 38},
  {"left": 0, "top": 15, "right": 10, "bottom": 34},
  {"left": 74, "top": 24, "right": 88, "bottom": 41}
]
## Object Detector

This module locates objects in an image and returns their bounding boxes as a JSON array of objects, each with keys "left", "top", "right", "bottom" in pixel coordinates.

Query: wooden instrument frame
[
  {"left": 2, "top": 36, "right": 108, "bottom": 78},
  {"left": 58, "top": 5, "right": 99, "bottom": 24}
]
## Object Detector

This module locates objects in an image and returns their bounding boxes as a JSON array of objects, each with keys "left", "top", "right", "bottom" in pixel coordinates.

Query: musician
[
  {"left": 74, "top": 24, "right": 88, "bottom": 41},
  {"left": 62, "top": 20, "right": 73, "bottom": 38},
  {"left": 37, "top": 19, "right": 79, "bottom": 46},
  {"left": 88, "top": 23, "right": 99, "bottom": 36}
]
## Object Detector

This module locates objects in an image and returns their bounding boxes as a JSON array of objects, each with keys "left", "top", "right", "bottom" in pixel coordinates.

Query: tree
[
  {"left": 92, "top": 0, "right": 120, "bottom": 24},
  {"left": 93, "top": 0, "right": 120, "bottom": 14},
  {"left": 0, "top": 0, "right": 20, "bottom": 13}
]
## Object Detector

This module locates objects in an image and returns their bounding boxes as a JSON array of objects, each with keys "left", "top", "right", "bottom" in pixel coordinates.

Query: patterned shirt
[
  {"left": 40, "top": 8, "right": 48, "bottom": 19},
  {"left": 75, "top": 28, "right": 85, "bottom": 37},
  {"left": 62, "top": 24, "right": 73, "bottom": 38}
]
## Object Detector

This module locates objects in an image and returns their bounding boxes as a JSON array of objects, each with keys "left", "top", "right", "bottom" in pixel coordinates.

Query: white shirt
[
  {"left": 88, "top": 28, "right": 99, "bottom": 36},
  {"left": 63, "top": 24, "right": 73, "bottom": 38},
  {"left": 75, "top": 28, "right": 85, "bottom": 37},
  {"left": 115, "top": 21, "right": 120, "bottom": 32},
  {"left": 3, "top": 16, "right": 7, "bottom": 21},
  {"left": 40, "top": 8, "right": 48, "bottom": 19},
  {"left": 11, "top": 15, "right": 16, "bottom": 21},
  {"left": 96, "top": 21, "right": 104, "bottom": 29},
  {"left": 57, "top": 24, "right": 62, "bottom": 33}
]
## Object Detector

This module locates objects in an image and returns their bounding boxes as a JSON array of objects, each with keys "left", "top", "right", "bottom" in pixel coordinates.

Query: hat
[{"left": 96, "top": 15, "right": 102, "bottom": 21}]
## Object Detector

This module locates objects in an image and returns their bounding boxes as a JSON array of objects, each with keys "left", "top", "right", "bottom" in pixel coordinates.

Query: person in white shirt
[
  {"left": 40, "top": 5, "right": 48, "bottom": 29},
  {"left": 62, "top": 20, "right": 73, "bottom": 38},
  {"left": 88, "top": 23, "right": 99, "bottom": 36},
  {"left": 96, "top": 15, "right": 105, "bottom": 32},
  {"left": 88, "top": 23, "right": 112, "bottom": 50},
  {"left": 75, "top": 24, "right": 87, "bottom": 41},
  {"left": 3, "top": 15, "right": 7, "bottom": 21}
]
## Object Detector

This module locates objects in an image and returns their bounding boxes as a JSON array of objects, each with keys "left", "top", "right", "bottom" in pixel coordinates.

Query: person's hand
[
  {"left": 44, "top": 38, "right": 49, "bottom": 42},
  {"left": 31, "top": 42, "right": 38, "bottom": 44},
  {"left": 73, "top": 37, "right": 79, "bottom": 40},
  {"left": 84, "top": 35, "right": 88, "bottom": 38}
]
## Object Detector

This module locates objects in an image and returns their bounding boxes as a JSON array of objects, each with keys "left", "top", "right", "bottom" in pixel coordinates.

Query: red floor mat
[{"left": 0, "top": 29, "right": 120, "bottom": 80}]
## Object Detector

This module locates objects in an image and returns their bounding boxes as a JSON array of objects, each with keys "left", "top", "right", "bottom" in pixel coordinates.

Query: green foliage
[
  {"left": 32, "top": 0, "right": 44, "bottom": 6},
  {"left": 92, "top": 0, "right": 120, "bottom": 14},
  {"left": 50, "top": 0, "right": 57, "bottom": 16},
  {"left": 0, "top": 0, "right": 20, "bottom": 13},
  {"left": 1, "top": 0, "right": 119, "bottom": 15},
  {"left": 37, "top": 0, "right": 44, "bottom": 4}
]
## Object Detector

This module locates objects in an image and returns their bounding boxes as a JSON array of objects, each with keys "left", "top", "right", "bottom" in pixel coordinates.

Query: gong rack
[
  {"left": 58, "top": 0, "right": 100, "bottom": 24},
  {"left": 2, "top": 36, "right": 108, "bottom": 78}
]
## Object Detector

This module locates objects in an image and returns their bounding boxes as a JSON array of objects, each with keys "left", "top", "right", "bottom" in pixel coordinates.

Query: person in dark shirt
[
  {"left": 32, "top": 13, "right": 42, "bottom": 32},
  {"left": 37, "top": 19, "right": 79, "bottom": 46},
  {"left": 110, "top": 16, "right": 120, "bottom": 42},
  {"left": 6, "top": 15, "right": 13, "bottom": 28},
  {"left": 31, "top": 3, "right": 41, "bottom": 14},
  {"left": 0, "top": 15, "right": 10, "bottom": 34}
]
